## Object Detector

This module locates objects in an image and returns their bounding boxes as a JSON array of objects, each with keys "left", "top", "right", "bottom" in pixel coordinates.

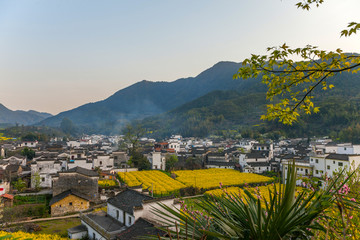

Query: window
[
  {"left": 316, "top": 170, "right": 319, "bottom": 174},
  {"left": 344, "top": 147, "right": 347, "bottom": 150},
  {"left": 310, "top": 158, "right": 313, "bottom": 162},
  {"left": 333, "top": 161, "right": 335, "bottom": 164},
  {"left": 296, "top": 168, "right": 299, "bottom": 171},
  {"left": 42, "top": 178, "right": 45, "bottom": 182},
  {"left": 128, "top": 216, "right": 132, "bottom": 225},
  {"left": 100, "top": 161, "right": 102, "bottom": 165},
  {"left": 285, "top": 167, "right": 287, "bottom": 170},
  {"left": 116, "top": 210, "right": 119, "bottom": 219},
  {"left": 69, "top": 202, "right": 72, "bottom": 206},
  {"left": 305, "top": 169, "right": 308, "bottom": 174},
  {"left": 338, "top": 162, "right": 343, "bottom": 167},
  {"left": 39, "top": 167, "right": 42, "bottom": 171},
  {"left": 315, "top": 159, "right": 319, "bottom": 163},
  {"left": 301, "top": 168, "right": 303, "bottom": 171},
  {"left": 327, "top": 165, "right": 330, "bottom": 170}
]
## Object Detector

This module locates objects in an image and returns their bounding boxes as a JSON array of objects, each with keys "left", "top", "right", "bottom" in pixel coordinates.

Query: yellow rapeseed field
[
  {"left": 0, "top": 231, "right": 67, "bottom": 240},
  {"left": 174, "top": 168, "right": 272, "bottom": 189},
  {"left": 98, "top": 179, "right": 118, "bottom": 187},
  {"left": 118, "top": 170, "right": 186, "bottom": 196}
]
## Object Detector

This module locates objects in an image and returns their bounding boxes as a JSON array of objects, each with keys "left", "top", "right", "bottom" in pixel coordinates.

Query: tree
[
  {"left": 165, "top": 154, "right": 178, "bottom": 171},
  {"left": 129, "top": 151, "right": 150, "bottom": 170},
  {"left": 122, "top": 124, "right": 145, "bottom": 155},
  {"left": 13, "top": 178, "right": 26, "bottom": 192},
  {"left": 151, "top": 163, "right": 359, "bottom": 239},
  {"left": 21, "top": 147, "right": 35, "bottom": 160},
  {"left": 31, "top": 172, "right": 41, "bottom": 191},
  {"left": 234, "top": 0, "right": 360, "bottom": 125},
  {"left": 60, "top": 117, "right": 76, "bottom": 135}
]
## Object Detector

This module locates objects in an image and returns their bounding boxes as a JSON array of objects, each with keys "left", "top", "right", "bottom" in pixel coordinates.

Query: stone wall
[
  {"left": 51, "top": 194, "right": 90, "bottom": 216},
  {"left": 53, "top": 173, "right": 99, "bottom": 200}
]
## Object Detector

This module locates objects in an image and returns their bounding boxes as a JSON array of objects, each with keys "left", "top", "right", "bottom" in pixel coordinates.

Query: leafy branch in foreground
[
  {"left": 233, "top": 0, "right": 360, "bottom": 125},
  {"left": 234, "top": 45, "right": 360, "bottom": 125},
  {"left": 148, "top": 162, "right": 359, "bottom": 239}
]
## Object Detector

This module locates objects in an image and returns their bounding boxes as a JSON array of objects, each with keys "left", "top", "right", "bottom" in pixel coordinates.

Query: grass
[{"left": 35, "top": 217, "right": 81, "bottom": 237}]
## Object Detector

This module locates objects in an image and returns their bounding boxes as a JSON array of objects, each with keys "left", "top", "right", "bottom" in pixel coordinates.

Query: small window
[
  {"left": 316, "top": 170, "right": 319, "bottom": 174},
  {"left": 42, "top": 178, "right": 45, "bottom": 182},
  {"left": 305, "top": 169, "right": 308, "bottom": 174},
  {"left": 301, "top": 168, "right": 303, "bottom": 171},
  {"left": 310, "top": 158, "right": 313, "bottom": 162},
  {"left": 296, "top": 168, "right": 299, "bottom": 171},
  {"left": 128, "top": 216, "right": 132, "bottom": 225},
  {"left": 69, "top": 202, "right": 73, "bottom": 206},
  {"left": 344, "top": 147, "right": 347, "bottom": 150},
  {"left": 116, "top": 210, "right": 119, "bottom": 219},
  {"left": 315, "top": 159, "right": 319, "bottom": 163},
  {"left": 338, "top": 162, "right": 343, "bottom": 167},
  {"left": 100, "top": 161, "right": 102, "bottom": 165},
  {"left": 327, "top": 165, "right": 330, "bottom": 170},
  {"left": 285, "top": 167, "right": 287, "bottom": 170},
  {"left": 333, "top": 161, "right": 335, "bottom": 164}
]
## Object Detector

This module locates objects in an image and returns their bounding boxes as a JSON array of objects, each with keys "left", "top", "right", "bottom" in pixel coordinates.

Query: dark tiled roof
[
  {"left": 67, "top": 224, "right": 88, "bottom": 234},
  {"left": 5, "top": 164, "right": 21, "bottom": 172},
  {"left": 325, "top": 153, "right": 350, "bottom": 161},
  {"left": 49, "top": 189, "right": 92, "bottom": 205},
  {"left": 63, "top": 166, "right": 98, "bottom": 177},
  {"left": 206, "top": 161, "right": 235, "bottom": 167},
  {"left": 117, "top": 218, "right": 165, "bottom": 240},
  {"left": 107, "top": 189, "right": 153, "bottom": 215},
  {"left": 83, "top": 211, "right": 124, "bottom": 232},
  {"left": 246, "top": 152, "right": 268, "bottom": 159},
  {"left": 247, "top": 161, "right": 270, "bottom": 167}
]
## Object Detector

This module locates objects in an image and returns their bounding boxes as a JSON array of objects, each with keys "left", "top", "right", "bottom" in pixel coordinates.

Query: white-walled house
[
  {"left": 282, "top": 159, "right": 313, "bottom": 185},
  {"left": 20, "top": 141, "right": 38, "bottom": 148},
  {"left": 93, "top": 155, "right": 114, "bottom": 170},
  {"left": 309, "top": 153, "right": 360, "bottom": 178},
  {"left": 30, "top": 157, "right": 64, "bottom": 188},
  {"left": 70, "top": 189, "right": 178, "bottom": 240},
  {"left": 147, "top": 152, "right": 165, "bottom": 170}
]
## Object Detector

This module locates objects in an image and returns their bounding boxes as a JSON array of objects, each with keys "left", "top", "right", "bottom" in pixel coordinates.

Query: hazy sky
[{"left": 0, "top": 0, "right": 359, "bottom": 115}]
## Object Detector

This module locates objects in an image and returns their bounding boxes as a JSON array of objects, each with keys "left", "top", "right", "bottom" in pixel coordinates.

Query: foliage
[
  {"left": 98, "top": 179, "right": 118, "bottom": 187},
  {"left": 122, "top": 123, "right": 145, "bottom": 155},
  {"left": 13, "top": 178, "right": 26, "bottom": 192},
  {"left": 234, "top": 1, "right": 360, "bottom": 125},
  {"left": 60, "top": 117, "right": 77, "bottom": 135},
  {"left": 2, "top": 204, "right": 49, "bottom": 223},
  {"left": 31, "top": 172, "right": 41, "bottom": 191},
  {"left": 173, "top": 169, "right": 272, "bottom": 189},
  {"left": 165, "top": 154, "right": 178, "bottom": 171},
  {"left": 184, "top": 156, "right": 202, "bottom": 170},
  {"left": 118, "top": 170, "right": 186, "bottom": 196},
  {"left": 129, "top": 151, "right": 151, "bottom": 170},
  {"left": 21, "top": 147, "right": 35, "bottom": 160},
  {"left": 0, "top": 231, "right": 67, "bottom": 240},
  {"left": 149, "top": 163, "right": 359, "bottom": 240}
]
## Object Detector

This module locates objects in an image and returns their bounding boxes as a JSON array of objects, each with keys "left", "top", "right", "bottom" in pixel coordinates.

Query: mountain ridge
[{"left": 0, "top": 104, "right": 52, "bottom": 126}]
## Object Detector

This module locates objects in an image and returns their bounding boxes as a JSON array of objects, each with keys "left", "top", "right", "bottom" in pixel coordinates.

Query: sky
[{"left": 0, "top": 0, "right": 359, "bottom": 115}]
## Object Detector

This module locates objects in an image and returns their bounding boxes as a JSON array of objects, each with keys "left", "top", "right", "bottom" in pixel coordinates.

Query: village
[{"left": 0, "top": 134, "right": 359, "bottom": 239}]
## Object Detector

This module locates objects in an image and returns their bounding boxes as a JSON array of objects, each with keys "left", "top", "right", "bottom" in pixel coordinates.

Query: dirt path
[{"left": 1, "top": 214, "right": 79, "bottom": 226}]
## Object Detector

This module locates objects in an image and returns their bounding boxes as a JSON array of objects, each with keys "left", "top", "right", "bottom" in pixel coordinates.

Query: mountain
[
  {"left": 38, "top": 61, "right": 265, "bottom": 133},
  {"left": 139, "top": 70, "right": 360, "bottom": 139},
  {"left": 0, "top": 104, "right": 52, "bottom": 126}
]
